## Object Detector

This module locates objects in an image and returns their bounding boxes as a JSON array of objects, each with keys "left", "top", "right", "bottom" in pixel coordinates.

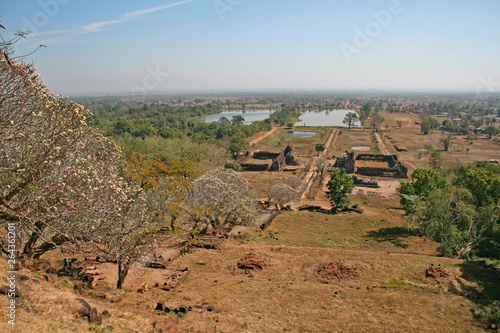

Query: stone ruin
[
  {"left": 334, "top": 152, "right": 356, "bottom": 173},
  {"left": 239, "top": 145, "right": 298, "bottom": 172},
  {"left": 334, "top": 152, "right": 407, "bottom": 178}
]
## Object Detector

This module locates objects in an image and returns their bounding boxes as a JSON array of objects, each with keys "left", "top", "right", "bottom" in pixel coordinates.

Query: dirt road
[
  {"left": 375, "top": 132, "right": 389, "bottom": 155},
  {"left": 248, "top": 125, "right": 280, "bottom": 146}
]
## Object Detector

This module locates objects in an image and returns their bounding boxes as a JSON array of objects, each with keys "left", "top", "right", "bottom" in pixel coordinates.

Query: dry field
[
  {"left": 1, "top": 199, "right": 498, "bottom": 333},
  {"left": 379, "top": 112, "right": 500, "bottom": 172}
]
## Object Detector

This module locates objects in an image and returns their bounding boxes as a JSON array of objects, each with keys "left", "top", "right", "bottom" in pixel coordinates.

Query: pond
[
  {"left": 198, "top": 110, "right": 275, "bottom": 125},
  {"left": 285, "top": 131, "right": 317, "bottom": 138},
  {"left": 351, "top": 146, "right": 371, "bottom": 151},
  {"left": 294, "top": 110, "right": 361, "bottom": 127}
]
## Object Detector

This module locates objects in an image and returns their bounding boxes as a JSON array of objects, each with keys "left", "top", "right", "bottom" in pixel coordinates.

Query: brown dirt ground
[
  {"left": 237, "top": 251, "right": 271, "bottom": 271},
  {"left": 314, "top": 260, "right": 369, "bottom": 282}
]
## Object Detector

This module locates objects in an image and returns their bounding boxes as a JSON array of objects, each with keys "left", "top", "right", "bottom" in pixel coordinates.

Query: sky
[{"left": 1, "top": 0, "right": 500, "bottom": 96}]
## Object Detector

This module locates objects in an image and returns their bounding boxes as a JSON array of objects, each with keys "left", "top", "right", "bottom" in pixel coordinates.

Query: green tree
[
  {"left": 397, "top": 168, "right": 449, "bottom": 216},
  {"left": 416, "top": 187, "right": 478, "bottom": 258},
  {"left": 440, "top": 135, "right": 453, "bottom": 151},
  {"left": 217, "top": 116, "right": 231, "bottom": 127},
  {"left": 228, "top": 136, "right": 248, "bottom": 155},
  {"left": 429, "top": 151, "right": 444, "bottom": 170},
  {"left": 371, "top": 114, "right": 384, "bottom": 129},
  {"left": 315, "top": 143, "right": 326, "bottom": 155},
  {"left": 342, "top": 112, "right": 359, "bottom": 129},
  {"left": 232, "top": 115, "right": 245, "bottom": 126},
  {"left": 420, "top": 121, "right": 431, "bottom": 135},
  {"left": 326, "top": 169, "right": 355, "bottom": 211},
  {"left": 484, "top": 126, "right": 500, "bottom": 139},
  {"left": 398, "top": 167, "right": 500, "bottom": 259},
  {"left": 455, "top": 168, "right": 500, "bottom": 207},
  {"left": 420, "top": 118, "right": 439, "bottom": 135}
]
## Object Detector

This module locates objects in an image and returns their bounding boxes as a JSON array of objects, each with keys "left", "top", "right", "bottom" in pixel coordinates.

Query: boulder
[{"left": 44, "top": 273, "right": 57, "bottom": 283}]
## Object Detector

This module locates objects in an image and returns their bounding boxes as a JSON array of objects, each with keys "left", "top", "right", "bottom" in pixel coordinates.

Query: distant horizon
[
  {"left": 2, "top": 0, "right": 499, "bottom": 96},
  {"left": 67, "top": 88, "right": 500, "bottom": 99}
]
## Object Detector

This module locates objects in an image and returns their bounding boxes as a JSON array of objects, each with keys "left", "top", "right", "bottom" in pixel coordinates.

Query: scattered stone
[
  {"left": 16, "top": 280, "right": 33, "bottom": 293},
  {"left": 76, "top": 298, "right": 91, "bottom": 318},
  {"left": 155, "top": 301, "right": 166, "bottom": 311},
  {"left": 76, "top": 298, "right": 102, "bottom": 324},
  {"left": 157, "top": 301, "right": 220, "bottom": 316},
  {"left": 147, "top": 262, "right": 166, "bottom": 269},
  {"left": 101, "top": 310, "right": 111, "bottom": 319},
  {"left": 158, "top": 267, "right": 190, "bottom": 291},
  {"left": 44, "top": 273, "right": 57, "bottom": 283},
  {"left": 18, "top": 274, "right": 30, "bottom": 282},
  {"left": 0, "top": 285, "right": 21, "bottom": 298},
  {"left": 85, "top": 269, "right": 102, "bottom": 276},
  {"left": 89, "top": 306, "right": 102, "bottom": 325}
]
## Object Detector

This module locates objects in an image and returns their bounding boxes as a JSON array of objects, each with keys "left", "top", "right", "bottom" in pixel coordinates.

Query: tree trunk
[
  {"left": 23, "top": 221, "right": 46, "bottom": 257},
  {"left": 116, "top": 259, "right": 131, "bottom": 289},
  {"left": 170, "top": 215, "right": 177, "bottom": 231}
]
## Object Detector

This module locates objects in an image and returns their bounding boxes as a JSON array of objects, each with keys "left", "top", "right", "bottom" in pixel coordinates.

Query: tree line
[{"left": 398, "top": 167, "right": 500, "bottom": 259}]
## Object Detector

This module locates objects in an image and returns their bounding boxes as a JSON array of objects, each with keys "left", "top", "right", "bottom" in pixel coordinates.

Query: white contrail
[{"left": 34, "top": 0, "right": 196, "bottom": 36}]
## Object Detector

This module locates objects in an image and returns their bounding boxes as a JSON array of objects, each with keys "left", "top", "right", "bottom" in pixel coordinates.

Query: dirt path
[
  {"left": 248, "top": 125, "right": 280, "bottom": 146},
  {"left": 375, "top": 132, "right": 389, "bottom": 155},
  {"left": 300, "top": 129, "right": 337, "bottom": 198},
  {"left": 320, "top": 129, "right": 337, "bottom": 157}
]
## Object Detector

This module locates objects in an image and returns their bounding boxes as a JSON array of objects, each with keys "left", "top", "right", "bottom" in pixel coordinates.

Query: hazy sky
[{"left": 1, "top": 0, "right": 500, "bottom": 95}]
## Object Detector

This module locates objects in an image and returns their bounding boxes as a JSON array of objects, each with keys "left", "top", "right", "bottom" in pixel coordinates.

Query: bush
[{"left": 225, "top": 161, "right": 242, "bottom": 171}]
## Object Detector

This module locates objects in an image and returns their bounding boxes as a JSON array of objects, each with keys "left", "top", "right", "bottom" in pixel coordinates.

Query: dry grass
[
  {"left": 245, "top": 197, "right": 439, "bottom": 256},
  {"left": 166, "top": 242, "right": 482, "bottom": 332},
  {"left": 380, "top": 112, "right": 500, "bottom": 171},
  {"left": 330, "top": 130, "right": 376, "bottom": 156}
]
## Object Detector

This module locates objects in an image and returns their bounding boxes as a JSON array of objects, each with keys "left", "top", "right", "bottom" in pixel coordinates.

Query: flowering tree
[
  {"left": 187, "top": 169, "right": 257, "bottom": 232},
  {"left": 0, "top": 41, "right": 158, "bottom": 288},
  {"left": 269, "top": 183, "right": 300, "bottom": 209},
  {"left": 268, "top": 176, "right": 305, "bottom": 209}
]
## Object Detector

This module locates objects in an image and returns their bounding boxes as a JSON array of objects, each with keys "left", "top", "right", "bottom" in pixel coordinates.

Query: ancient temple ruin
[
  {"left": 239, "top": 146, "right": 298, "bottom": 172},
  {"left": 334, "top": 152, "right": 407, "bottom": 178}
]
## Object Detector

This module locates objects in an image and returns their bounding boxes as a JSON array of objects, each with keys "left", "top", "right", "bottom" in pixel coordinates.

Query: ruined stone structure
[
  {"left": 334, "top": 152, "right": 407, "bottom": 178},
  {"left": 334, "top": 152, "right": 356, "bottom": 173},
  {"left": 269, "top": 146, "right": 297, "bottom": 171},
  {"left": 240, "top": 146, "right": 298, "bottom": 172}
]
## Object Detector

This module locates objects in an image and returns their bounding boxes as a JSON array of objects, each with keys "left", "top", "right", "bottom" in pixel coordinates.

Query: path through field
[{"left": 248, "top": 125, "right": 280, "bottom": 146}]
